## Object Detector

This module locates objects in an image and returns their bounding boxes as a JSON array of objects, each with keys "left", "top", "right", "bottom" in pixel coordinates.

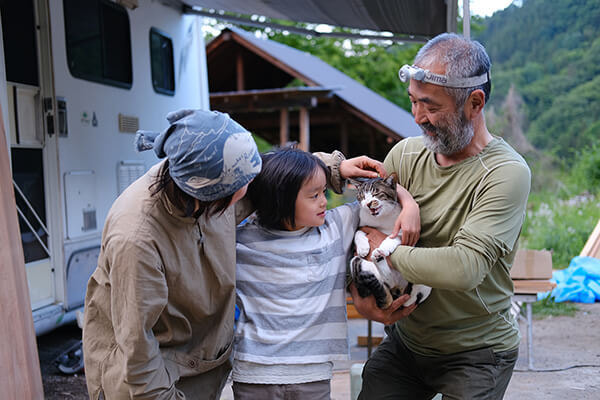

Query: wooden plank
[
  {"left": 0, "top": 107, "right": 45, "bottom": 398},
  {"left": 347, "top": 303, "right": 362, "bottom": 319},
  {"left": 513, "top": 280, "right": 556, "bottom": 294},
  {"left": 580, "top": 219, "right": 600, "bottom": 259},
  {"left": 279, "top": 108, "right": 289, "bottom": 146},
  {"left": 299, "top": 107, "right": 310, "bottom": 151},
  {"left": 510, "top": 249, "right": 553, "bottom": 280},
  {"left": 357, "top": 336, "right": 383, "bottom": 347}
]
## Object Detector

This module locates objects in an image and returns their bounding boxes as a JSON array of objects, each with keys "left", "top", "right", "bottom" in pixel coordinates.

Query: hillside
[{"left": 475, "top": 0, "right": 600, "bottom": 160}]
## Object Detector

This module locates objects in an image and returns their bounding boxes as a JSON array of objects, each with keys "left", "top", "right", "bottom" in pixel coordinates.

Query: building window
[
  {"left": 63, "top": 0, "right": 132, "bottom": 89},
  {"left": 150, "top": 28, "right": 175, "bottom": 96}
]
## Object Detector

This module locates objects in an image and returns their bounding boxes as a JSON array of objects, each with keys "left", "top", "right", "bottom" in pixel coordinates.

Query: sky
[{"left": 462, "top": 0, "right": 516, "bottom": 17}]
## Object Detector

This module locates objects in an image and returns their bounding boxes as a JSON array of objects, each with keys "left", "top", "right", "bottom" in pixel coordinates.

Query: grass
[{"left": 531, "top": 296, "right": 579, "bottom": 318}]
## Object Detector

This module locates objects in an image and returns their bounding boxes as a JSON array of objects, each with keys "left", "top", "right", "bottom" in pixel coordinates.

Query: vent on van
[
  {"left": 119, "top": 113, "right": 139, "bottom": 133},
  {"left": 82, "top": 209, "right": 97, "bottom": 232}
]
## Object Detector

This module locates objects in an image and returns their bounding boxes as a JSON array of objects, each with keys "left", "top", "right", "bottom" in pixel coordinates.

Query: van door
[{"left": 1, "top": 0, "right": 59, "bottom": 311}]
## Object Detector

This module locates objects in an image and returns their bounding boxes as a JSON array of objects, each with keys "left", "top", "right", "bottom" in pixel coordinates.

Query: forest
[{"left": 207, "top": 0, "right": 600, "bottom": 269}]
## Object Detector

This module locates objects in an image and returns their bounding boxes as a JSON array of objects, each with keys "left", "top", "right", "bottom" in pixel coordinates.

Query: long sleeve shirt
[
  {"left": 384, "top": 136, "right": 531, "bottom": 356},
  {"left": 233, "top": 202, "right": 360, "bottom": 384}
]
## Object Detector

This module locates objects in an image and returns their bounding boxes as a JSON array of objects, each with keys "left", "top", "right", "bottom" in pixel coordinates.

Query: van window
[
  {"left": 150, "top": 28, "right": 175, "bottom": 96},
  {"left": 63, "top": 0, "right": 132, "bottom": 89},
  {"left": 1, "top": 0, "right": 39, "bottom": 86}
]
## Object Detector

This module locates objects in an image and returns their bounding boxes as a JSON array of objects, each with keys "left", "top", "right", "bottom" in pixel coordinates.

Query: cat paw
[
  {"left": 356, "top": 243, "right": 370, "bottom": 258},
  {"left": 371, "top": 248, "right": 386, "bottom": 262}
]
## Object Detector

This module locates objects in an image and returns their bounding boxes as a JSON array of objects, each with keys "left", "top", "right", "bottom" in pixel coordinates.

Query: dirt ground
[{"left": 38, "top": 302, "right": 600, "bottom": 399}]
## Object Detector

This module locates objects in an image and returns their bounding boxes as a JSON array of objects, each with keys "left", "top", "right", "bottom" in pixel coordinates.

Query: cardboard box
[{"left": 510, "top": 249, "right": 553, "bottom": 280}]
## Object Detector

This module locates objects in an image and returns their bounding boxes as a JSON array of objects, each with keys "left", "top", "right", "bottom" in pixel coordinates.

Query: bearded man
[{"left": 349, "top": 33, "right": 531, "bottom": 399}]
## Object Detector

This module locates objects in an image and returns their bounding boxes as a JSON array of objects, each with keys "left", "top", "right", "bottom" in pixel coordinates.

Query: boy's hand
[
  {"left": 340, "top": 156, "right": 387, "bottom": 180},
  {"left": 391, "top": 184, "right": 420, "bottom": 246}
]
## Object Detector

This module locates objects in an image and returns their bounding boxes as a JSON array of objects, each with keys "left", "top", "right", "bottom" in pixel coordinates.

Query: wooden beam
[
  {"left": 299, "top": 107, "right": 310, "bottom": 151},
  {"left": 0, "top": 106, "right": 44, "bottom": 399},
  {"left": 581, "top": 219, "right": 600, "bottom": 258},
  {"left": 279, "top": 108, "right": 289, "bottom": 147},
  {"left": 236, "top": 51, "right": 245, "bottom": 91}
]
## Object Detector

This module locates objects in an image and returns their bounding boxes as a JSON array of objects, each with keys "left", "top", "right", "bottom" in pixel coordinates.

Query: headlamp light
[{"left": 398, "top": 64, "right": 489, "bottom": 88}]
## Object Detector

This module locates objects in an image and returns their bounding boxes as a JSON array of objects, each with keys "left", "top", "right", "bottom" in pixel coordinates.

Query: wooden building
[{"left": 206, "top": 27, "right": 421, "bottom": 160}]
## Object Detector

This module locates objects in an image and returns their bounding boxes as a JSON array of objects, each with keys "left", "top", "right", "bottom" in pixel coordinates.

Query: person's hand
[
  {"left": 349, "top": 284, "right": 417, "bottom": 325},
  {"left": 390, "top": 185, "right": 420, "bottom": 246},
  {"left": 360, "top": 226, "right": 388, "bottom": 259},
  {"left": 340, "top": 156, "right": 387, "bottom": 180}
]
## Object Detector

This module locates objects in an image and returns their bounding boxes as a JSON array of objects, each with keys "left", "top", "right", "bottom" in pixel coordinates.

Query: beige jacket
[{"left": 83, "top": 152, "right": 345, "bottom": 400}]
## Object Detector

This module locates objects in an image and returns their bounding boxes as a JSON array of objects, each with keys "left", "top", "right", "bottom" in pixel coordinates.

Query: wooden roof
[{"left": 206, "top": 27, "right": 421, "bottom": 160}]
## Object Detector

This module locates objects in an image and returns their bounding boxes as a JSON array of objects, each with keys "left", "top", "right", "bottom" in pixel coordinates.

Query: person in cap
[
  {"left": 350, "top": 33, "right": 531, "bottom": 399},
  {"left": 82, "top": 109, "right": 385, "bottom": 400}
]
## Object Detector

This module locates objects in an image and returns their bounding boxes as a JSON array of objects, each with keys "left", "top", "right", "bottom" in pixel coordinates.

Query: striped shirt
[{"left": 233, "top": 201, "right": 360, "bottom": 384}]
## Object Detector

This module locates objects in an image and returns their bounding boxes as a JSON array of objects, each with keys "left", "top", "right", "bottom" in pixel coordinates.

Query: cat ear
[
  {"left": 347, "top": 178, "right": 362, "bottom": 188},
  {"left": 384, "top": 173, "right": 397, "bottom": 186}
]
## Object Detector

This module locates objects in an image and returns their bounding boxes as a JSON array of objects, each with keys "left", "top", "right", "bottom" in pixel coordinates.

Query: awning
[{"left": 182, "top": 0, "right": 458, "bottom": 42}]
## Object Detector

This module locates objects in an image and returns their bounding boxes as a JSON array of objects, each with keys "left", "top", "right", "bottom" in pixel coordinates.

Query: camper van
[{"left": 1, "top": 0, "right": 209, "bottom": 336}]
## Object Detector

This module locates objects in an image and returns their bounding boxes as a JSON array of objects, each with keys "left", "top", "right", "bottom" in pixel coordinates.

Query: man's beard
[{"left": 420, "top": 109, "right": 474, "bottom": 156}]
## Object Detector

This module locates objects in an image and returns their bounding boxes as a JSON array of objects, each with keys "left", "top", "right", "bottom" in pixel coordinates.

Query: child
[{"left": 232, "top": 148, "right": 418, "bottom": 399}]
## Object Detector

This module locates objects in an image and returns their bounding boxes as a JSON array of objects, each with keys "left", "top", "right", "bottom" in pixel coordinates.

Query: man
[{"left": 350, "top": 33, "right": 531, "bottom": 399}]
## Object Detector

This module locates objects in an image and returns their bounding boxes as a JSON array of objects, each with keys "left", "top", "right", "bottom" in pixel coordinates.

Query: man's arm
[{"left": 369, "top": 163, "right": 531, "bottom": 291}]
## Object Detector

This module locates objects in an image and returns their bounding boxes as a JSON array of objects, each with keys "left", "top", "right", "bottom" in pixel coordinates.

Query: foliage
[
  {"left": 475, "top": 0, "right": 600, "bottom": 160},
  {"left": 571, "top": 141, "right": 600, "bottom": 193},
  {"left": 519, "top": 138, "right": 600, "bottom": 269},
  {"left": 252, "top": 134, "right": 273, "bottom": 153}
]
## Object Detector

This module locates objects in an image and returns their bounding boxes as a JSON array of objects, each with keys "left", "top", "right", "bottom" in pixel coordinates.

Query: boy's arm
[
  {"left": 314, "top": 151, "right": 387, "bottom": 193},
  {"left": 392, "top": 184, "right": 420, "bottom": 246}
]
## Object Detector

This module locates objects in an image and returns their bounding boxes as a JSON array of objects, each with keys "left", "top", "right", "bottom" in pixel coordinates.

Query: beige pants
[{"left": 232, "top": 380, "right": 331, "bottom": 400}]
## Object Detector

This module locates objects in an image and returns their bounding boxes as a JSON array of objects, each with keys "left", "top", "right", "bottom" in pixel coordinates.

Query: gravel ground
[{"left": 37, "top": 302, "right": 600, "bottom": 399}]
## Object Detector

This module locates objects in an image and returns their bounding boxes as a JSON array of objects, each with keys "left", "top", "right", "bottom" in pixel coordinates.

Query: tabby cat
[{"left": 350, "top": 175, "right": 431, "bottom": 309}]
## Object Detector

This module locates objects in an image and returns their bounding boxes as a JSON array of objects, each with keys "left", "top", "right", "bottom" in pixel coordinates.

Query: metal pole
[
  {"left": 527, "top": 301, "right": 534, "bottom": 370},
  {"left": 463, "top": 0, "right": 471, "bottom": 39}
]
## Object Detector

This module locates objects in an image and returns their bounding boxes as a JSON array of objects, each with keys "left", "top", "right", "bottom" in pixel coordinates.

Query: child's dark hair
[
  {"left": 248, "top": 148, "right": 329, "bottom": 230},
  {"left": 150, "top": 161, "right": 233, "bottom": 218}
]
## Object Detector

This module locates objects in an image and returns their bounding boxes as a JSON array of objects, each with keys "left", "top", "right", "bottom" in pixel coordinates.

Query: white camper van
[{"left": 0, "top": 0, "right": 209, "bottom": 336}]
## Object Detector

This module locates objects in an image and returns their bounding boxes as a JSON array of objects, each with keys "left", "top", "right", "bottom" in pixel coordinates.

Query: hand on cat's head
[{"left": 340, "top": 155, "right": 387, "bottom": 180}]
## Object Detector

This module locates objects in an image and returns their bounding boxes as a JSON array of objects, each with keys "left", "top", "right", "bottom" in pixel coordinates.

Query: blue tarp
[{"left": 538, "top": 256, "right": 600, "bottom": 303}]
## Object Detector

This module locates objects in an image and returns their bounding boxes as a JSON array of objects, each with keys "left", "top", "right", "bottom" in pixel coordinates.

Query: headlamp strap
[{"left": 399, "top": 65, "right": 489, "bottom": 88}]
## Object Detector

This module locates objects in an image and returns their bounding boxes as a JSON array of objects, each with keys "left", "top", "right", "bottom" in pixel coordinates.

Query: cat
[{"left": 350, "top": 175, "right": 431, "bottom": 309}]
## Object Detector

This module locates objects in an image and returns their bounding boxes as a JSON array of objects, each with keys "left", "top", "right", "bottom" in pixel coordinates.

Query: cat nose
[{"left": 367, "top": 200, "right": 379, "bottom": 209}]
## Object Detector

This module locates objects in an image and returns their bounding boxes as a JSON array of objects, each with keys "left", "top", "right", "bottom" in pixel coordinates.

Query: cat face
[{"left": 354, "top": 176, "right": 398, "bottom": 217}]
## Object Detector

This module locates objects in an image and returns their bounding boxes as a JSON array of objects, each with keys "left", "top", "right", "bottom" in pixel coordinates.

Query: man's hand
[
  {"left": 360, "top": 226, "right": 388, "bottom": 257},
  {"left": 349, "top": 283, "right": 416, "bottom": 325},
  {"left": 340, "top": 156, "right": 387, "bottom": 180}
]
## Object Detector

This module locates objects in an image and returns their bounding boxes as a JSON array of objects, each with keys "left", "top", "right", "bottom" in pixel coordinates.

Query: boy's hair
[{"left": 248, "top": 148, "right": 329, "bottom": 230}]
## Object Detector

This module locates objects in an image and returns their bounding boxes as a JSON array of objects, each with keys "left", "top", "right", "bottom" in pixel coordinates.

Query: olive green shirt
[{"left": 384, "top": 136, "right": 531, "bottom": 356}]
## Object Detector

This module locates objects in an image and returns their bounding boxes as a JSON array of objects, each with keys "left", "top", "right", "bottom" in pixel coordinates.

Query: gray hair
[{"left": 414, "top": 33, "right": 491, "bottom": 108}]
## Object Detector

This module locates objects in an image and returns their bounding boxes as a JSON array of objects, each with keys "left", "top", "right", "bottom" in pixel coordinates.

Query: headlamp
[{"left": 398, "top": 64, "right": 489, "bottom": 88}]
